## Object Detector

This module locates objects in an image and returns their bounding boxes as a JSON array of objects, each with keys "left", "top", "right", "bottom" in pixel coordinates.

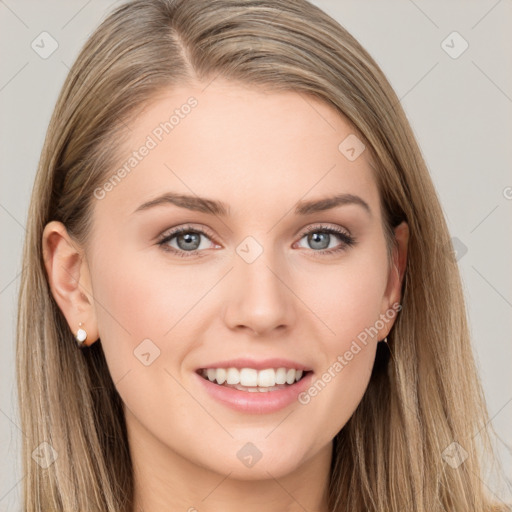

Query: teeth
[
  {"left": 216, "top": 368, "right": 227, "bottom": 385},
  {"left": 275, "top": 367, "right": 287, "bottom": 385},
  {"left": 258, "top": 368, "right": 275, "bottom": 387},
  {"left": 241, "top": 368, "right": 258, "bottom": 387},
  {"left": 226, "top": 368, "right": 240, "bottom": 385},
  {"left": 201, "top": 367, "right": 306, "bottom": 387}
]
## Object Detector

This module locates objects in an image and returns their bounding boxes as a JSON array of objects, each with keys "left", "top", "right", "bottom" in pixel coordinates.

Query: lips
[{"left": 194, "top": 369, "right": 315, "bottom": 414}]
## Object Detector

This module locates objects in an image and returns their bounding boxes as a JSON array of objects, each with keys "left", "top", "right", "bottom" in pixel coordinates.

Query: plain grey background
[{"left": 1, "top": 0, "right": 511, "bottom": 509}]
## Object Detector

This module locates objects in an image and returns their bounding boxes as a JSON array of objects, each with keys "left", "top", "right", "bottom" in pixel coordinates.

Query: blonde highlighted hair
[{"left": 17, "top": 0, "right": 507, "bottom": 510}]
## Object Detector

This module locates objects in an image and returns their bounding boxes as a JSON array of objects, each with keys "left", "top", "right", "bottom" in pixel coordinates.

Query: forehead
[{"left": 93, "top": 79, "right": 380, "bottom": 223}]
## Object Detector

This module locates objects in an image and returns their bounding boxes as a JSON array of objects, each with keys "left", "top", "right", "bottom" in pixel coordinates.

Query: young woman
[{"left": 16, "top": 0, "right": 508, "bottom": 510}]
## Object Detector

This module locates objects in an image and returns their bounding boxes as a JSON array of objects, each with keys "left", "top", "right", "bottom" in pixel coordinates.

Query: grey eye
[
  {"left": 175, "top": 232, "right": 202, "bottom": 251},
  {"left": 307, "top": 232, "right": 331, "bottom": 250}
]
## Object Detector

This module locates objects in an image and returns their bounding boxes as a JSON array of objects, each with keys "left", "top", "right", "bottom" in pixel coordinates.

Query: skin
[{"left": 43, "top": 79, "right": 408, "bottom": 512}]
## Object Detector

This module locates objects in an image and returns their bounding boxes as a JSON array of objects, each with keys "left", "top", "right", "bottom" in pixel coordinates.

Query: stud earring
[
  {"left": 382, "top": 336, "right": 388, "bottom": 344},
  {"left": 76, "top": 322, "right": 87, "bottom": 347}
]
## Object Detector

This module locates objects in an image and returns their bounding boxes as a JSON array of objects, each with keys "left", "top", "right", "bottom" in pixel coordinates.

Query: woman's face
[{"left": 69, "top": 80, "right": 406, "bottom": 480}]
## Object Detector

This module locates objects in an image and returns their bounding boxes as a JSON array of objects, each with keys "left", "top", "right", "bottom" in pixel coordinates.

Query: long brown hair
[{"left": 17, "top": 0, "right": 507, "bottom": 510}]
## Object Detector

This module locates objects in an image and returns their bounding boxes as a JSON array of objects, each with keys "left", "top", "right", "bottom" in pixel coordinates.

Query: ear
[
  {"left": 379, "top": 221, "right": 409, "bottom": 338},
  {"left": 42, "top": 220, "right": 99, "bottom": 346}
]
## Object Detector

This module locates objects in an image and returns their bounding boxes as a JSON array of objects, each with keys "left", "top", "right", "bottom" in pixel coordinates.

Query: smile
[
  {"left": 194, "top": 367, "right": 315, "bottom": 414},
  {"left": 198, "top": 367, "right": 310, "bottom": 391}
]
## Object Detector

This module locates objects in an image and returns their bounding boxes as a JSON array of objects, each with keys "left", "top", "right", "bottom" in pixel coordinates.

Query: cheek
[
  {"left": 297, "top": 290, "right": 380, "bottom": 446},
  {"left": 291, "top": 246, "right": 387, "bottom": 437},
  {"left": 91, "top": 246, "right": 209, "bottom": 338},
  {"left": 300, "top": 345, "right": 377, "bottom": 449},
  {"left": 88, "top": 248, "right": 186, "bottom": 381},
  {"left": 294, "top": 247, "right": 389, "bottom": 346},
  {"left": 89, "top": 244, "right": 228, "bottom": 392}
]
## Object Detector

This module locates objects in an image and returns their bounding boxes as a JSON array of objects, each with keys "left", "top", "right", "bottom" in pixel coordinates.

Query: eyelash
[{"left": 156, "top": 224, "right": 356, "bottom": 258}]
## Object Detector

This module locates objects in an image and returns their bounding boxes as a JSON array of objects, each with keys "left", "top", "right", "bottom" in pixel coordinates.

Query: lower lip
[{"left": 194, "top": 371, "right": 314, "bottom": 414}]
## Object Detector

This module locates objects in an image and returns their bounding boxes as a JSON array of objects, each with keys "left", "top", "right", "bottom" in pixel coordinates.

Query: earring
[
  {"left": 76, "top": 322, "right": 87, "bottom": 347},
  {"left": 382, "top": 336, "right": 388, "bottom": 344}
]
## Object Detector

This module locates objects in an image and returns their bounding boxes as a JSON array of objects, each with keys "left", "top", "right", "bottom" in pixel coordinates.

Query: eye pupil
[
  {"left": 177, "top": 232, "right": 201, "bottom": 250},
  {"left": 308, "top": 232, "right": 329, "bottom": 250}
]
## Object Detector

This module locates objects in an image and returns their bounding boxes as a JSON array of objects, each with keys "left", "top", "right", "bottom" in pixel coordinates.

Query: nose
[{"left": 222, "top": 248, "right": 297, "bottom": 337}]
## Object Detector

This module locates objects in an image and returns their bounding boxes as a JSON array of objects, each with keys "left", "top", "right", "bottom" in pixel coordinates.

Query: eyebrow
[{"left": 133, "top": 192, "right": 371, "bottom": 217}]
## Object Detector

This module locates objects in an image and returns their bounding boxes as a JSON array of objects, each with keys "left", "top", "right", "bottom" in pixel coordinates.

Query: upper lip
[{"left": 196, "top": 358, "right": 314, "bottom": 372}]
